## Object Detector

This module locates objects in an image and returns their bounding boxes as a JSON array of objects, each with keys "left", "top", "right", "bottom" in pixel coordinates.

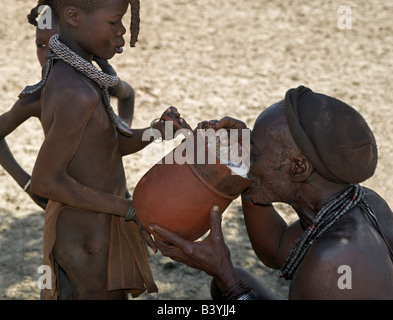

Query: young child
[
  {"left": 26, "top": 0, "right": 189, "bottom": 300},
  {"left": 0, "top": 5, "right": 136, "bottom": 210}
]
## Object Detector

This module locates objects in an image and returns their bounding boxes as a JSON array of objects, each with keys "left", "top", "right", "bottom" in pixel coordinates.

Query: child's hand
[
  {"left": 131, "top": 215, "right": 158, "bottom": 254},
  {"left": 154, "top": 107, "right": 192, "bottom": 140}
]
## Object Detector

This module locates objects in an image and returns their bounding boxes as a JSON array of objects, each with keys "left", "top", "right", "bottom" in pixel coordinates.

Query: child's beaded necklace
[{"left": 20, "top": 34, "right": 133, "bottom": 137}]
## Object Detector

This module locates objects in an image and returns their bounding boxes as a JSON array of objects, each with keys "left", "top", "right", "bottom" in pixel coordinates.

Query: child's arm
[
  {"left": 0, "top": 93, "right": 48, "bottom": 209},
  {"left": 30, "top": 82, "right": 132, "bottom": 218},
  {"left": 111, "top": 80, "right": 135, "bottom": 126},
  {"left": 118, "top": 107, "right": 192, "bottom": 156},
  {"left": 93, "top": 57, "right": 135, "bottom": 125}
]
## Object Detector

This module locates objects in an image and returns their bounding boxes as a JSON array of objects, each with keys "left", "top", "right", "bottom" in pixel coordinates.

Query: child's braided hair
[
  {"left": 27, "top": 2, "right": 42, "bottom": 26},
  {"left": 27, "top": 0, "right": 140, "bottom": 47}
]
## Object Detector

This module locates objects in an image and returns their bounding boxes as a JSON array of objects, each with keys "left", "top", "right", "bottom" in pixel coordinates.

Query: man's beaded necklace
[{"left": 280, "top": 184, "right": 364, "bottom": 280}]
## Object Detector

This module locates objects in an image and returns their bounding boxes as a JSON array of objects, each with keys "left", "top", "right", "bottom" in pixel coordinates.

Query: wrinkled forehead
[{"left": 250, "top": 100, "right": 286, "bottom": 153}]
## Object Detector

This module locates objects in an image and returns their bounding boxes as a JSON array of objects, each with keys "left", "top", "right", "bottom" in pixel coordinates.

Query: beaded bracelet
[
  {"left": 125, "top": 202, "right": 136, "bottom": 222},
  {"left": 23, "top": 179, "right": 31, "bottom": 192},
  {"left": 237, "top": 290, "right": 257, "bottom": 300},
  {"left": 222, "top": 281, "right": 256, "bottom": 300}
]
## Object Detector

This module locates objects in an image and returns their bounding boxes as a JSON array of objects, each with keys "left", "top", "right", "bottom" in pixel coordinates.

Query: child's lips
[{"left": 115, "top": 46, "right": 124, "bottom": 54}]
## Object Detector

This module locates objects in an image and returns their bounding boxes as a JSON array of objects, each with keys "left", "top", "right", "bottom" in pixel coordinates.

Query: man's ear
[
  {"left": 290, "top": 156, "right": 313, "bottom": 182},
  {"left": 63, "top": 6, "right": 81, "bottom": 27}
]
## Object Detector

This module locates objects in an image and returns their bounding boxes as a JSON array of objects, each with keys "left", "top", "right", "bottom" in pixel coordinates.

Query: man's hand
[
  {"left": 214, "top": 116, "right": 248, "bottom": 131},
  {"left": 150, "top": 206, "right": 240, "bottom": 292}
]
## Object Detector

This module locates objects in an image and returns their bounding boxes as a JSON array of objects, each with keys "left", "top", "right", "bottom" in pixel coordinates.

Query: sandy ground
[{"left": 0, "top": 0, "right": 392, "bottom": 300}]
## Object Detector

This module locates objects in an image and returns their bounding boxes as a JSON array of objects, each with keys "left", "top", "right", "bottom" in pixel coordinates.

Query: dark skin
[
  {"left": 30, "top": 0, "right": 190, "bottom": 299},
  {"left": 0, "top": 14, "right": 135, "bottom": 210},
  {"left": 151, "top": 101, "right": 393, "bottom": 299}
]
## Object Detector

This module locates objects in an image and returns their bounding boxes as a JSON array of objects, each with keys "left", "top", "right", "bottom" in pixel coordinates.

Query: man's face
[
  {"left": 77, "top": 0, "right": 128, "bottom": 60},
  {"left": 248, "top": 102, "right": 294, "bottom": 205}
]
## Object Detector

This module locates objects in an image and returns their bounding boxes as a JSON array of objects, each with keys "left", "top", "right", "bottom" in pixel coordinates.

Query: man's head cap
[{"left": 284, "top": 85, "right": 378, "bottom": 184}]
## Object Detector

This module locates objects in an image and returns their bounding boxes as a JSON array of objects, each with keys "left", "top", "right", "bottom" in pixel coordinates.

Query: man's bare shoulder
[
  {"left": 363, "top": 187, "right": 393, "bottom": 217},
  {"left": 362, "top": 186, "right": 393, "bottom": 247},
  {"left": 289, "top": 206, "right": 393, "bottom": 299}
]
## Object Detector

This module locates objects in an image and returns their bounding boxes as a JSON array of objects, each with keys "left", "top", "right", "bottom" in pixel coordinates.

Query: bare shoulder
[
  {"left": 16, "top": 91, "right": 42, "bottom": 117},
  {"left": 3, "top": 90, "right": 42, "bottom": 121},
  {"left": 110, "top": 79, "right": 134, "bottom": 100},
  {"left": 362, "top": 186, "right": 393, "bottom": 248},
  {"left": 288, "top": 228, "right": 356, "bottom": 299},
  {"left": 362, "top": 187, "right": 393, "bottom": 216},
  {"left": 289, "top": 208, "right": 393, "bottom": 299},
  {"left": 0, "top": 91, "right": 42, "bottom": 138},
  {"left": 44, "top": 61, "right": 100, "bottom": 123}
]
